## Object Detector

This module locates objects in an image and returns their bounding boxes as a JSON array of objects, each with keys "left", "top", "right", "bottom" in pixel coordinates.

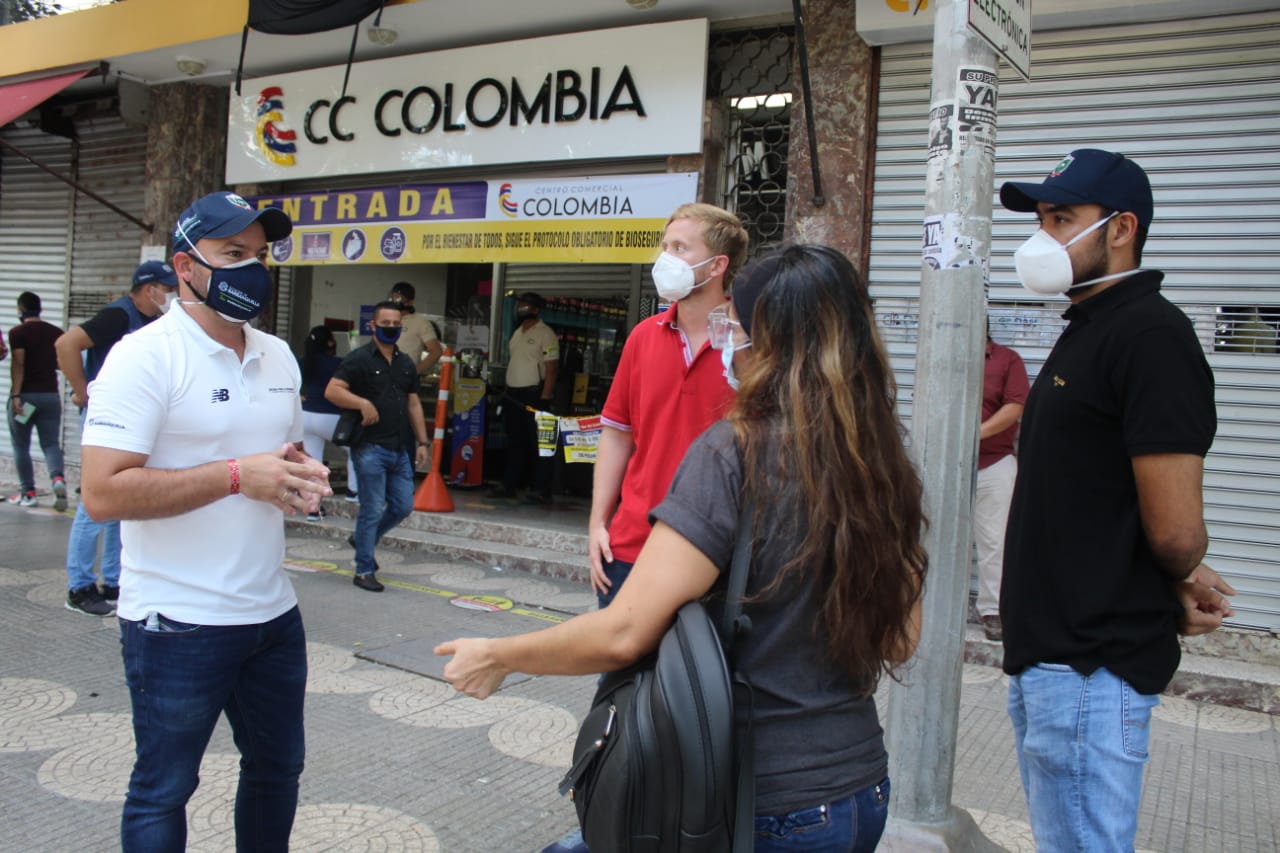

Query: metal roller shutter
[
  {"left": 0, "top": 126, "right": 74, "bottom": 475},
  {"left": 63, "top": 115, "right": 149, "bottom": 466},
  {"left": 870, "top": 9, "right": 1280, "bottom": 630}
]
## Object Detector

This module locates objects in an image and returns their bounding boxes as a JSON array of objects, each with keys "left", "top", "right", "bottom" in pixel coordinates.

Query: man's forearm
[
  {"left": 589, "top": 428, "right": 633, "bottom": 526},
  {"left": 84, "top": 455, "right": 235, "bottom": 521}
]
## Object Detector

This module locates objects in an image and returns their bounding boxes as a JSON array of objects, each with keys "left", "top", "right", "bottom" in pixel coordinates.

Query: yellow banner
[{"left": 275, "top": 218, "right": 665, "bottom": 265}]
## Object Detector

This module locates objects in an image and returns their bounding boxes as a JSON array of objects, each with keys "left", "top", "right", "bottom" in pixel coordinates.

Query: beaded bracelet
[{"left": 228, "top": 458, "right": 241, "bottom": 495}]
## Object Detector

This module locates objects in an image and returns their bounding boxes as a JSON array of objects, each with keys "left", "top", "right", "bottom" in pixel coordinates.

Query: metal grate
[{"left": 709, "top": 26, "right": 794, "bottom": 259}]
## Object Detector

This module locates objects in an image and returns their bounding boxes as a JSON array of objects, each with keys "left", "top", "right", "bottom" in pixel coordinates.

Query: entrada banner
[
  {"left": 248, "top": 172, "right": 697, "bottom": 265},
  {"left": 227, "top": 19, "right": 708, "bottom": 184}
]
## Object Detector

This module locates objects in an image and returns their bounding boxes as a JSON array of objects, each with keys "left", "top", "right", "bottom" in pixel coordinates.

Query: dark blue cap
[
  {"left": 172, "top": 192, "right": 292, "bottom": 252},
  {"left": 132, "top": 260, "right": 178, "bottom": 287},
  {"left": 732, "top": 252, "right": 784, "bottom": 337},
  {"left": 1000, "top": 149, "right": 1153, "bottom": 227}
]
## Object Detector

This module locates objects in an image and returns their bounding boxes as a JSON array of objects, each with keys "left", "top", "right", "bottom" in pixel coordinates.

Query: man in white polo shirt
[{"left": 80, "top": 192, "right": 331, "bottom": 853}]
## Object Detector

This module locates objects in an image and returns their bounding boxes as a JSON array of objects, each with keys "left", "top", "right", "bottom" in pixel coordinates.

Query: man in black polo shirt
[
  {"left": 325, "top": 301, "right": 429, "bottom": 592},
  {"left": 998, "top": 149, "right": 1237, "bottom": 851}
]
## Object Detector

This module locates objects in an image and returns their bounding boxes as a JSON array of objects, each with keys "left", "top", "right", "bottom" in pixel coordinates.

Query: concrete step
[
  {"left": 963, "top": 625, "right": 1280, "bottom": 716},
  {"left": 289, "top": 513, "right": 591, "bottom": 584}
]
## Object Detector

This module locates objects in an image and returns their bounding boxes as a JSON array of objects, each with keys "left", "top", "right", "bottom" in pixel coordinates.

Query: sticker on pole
[{"left": 955, "top": 66, "right": 998, "bottom": 158}]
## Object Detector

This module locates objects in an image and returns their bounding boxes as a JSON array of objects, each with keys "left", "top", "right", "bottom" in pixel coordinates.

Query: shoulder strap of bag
[{"left": 724, "top": 496, "right": 755, "bottom": 853}]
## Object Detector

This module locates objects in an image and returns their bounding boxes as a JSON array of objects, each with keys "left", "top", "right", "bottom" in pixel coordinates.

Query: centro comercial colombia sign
[{"left": 226, "top": 19, "right": 708, "bottom": 184}]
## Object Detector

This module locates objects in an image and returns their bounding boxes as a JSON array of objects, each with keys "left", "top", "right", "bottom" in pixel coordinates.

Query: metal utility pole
[{"left": 881, "top": 0, "right": 1004, "bottom": 849}]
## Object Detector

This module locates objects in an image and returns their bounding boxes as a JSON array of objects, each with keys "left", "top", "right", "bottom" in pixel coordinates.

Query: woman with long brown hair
[{"left": 437, "top": 243, "right": 926, "bottom": 851}]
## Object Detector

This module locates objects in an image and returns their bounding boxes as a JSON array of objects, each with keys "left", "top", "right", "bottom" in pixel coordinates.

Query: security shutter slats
[
  {"left": 0, "top": 126, "right": 74, "bottom": 475},
  {"left": 871, "top": 9, "right": 1280, "bottom": 631}
]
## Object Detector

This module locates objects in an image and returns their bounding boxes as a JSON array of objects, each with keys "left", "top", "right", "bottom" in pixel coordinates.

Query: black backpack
[{"left": 559, "top": 505, "right": 755, "bottom": 852}]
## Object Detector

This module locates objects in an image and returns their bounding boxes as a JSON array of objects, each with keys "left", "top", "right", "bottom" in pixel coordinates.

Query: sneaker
[
  {"left": 541, "top": 828, "right": 588, "bottom": 853},
  {"left": 101, "top": 585, "right": 119, "bottom": 603},
  {"left": 52, "top": 477, "right": 67, "bottom": 512},
  {"left": 305, "top": 511, "right": 323, "bottom": 523},
  {"left": 66, "top": 585, "right": 114, "bottom": 616},
  {"left": 980, "top": 615, "right": 1003, "bottom": 642},
  {"left": 8, "top": 491, "right": 36, "bottom": 507},
  {"left": 353, "top": 573, "right": 385, "bottom": 592},
  {"left": 343, "top": 490, "right": 359, "bottom": 503}
]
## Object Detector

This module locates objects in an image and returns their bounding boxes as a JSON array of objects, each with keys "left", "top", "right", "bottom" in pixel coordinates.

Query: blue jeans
[
  {"left": 67, "top": 502, "right": 121, "bottom": 589},
  {"left": 351, "top": 443, "right": 415, "bottom": 574},
  {"left": 595, "top": 558, "right": 633, "bottom": 609},
  {"left": 67, "top": 408, "right": 120, "bottom": 590},
  {"left": 119, "top": 606, "right": 307, "bottom": 853},
  {"left": 1008, "top": 664, "right": 1158, "bottom": 852},
  {"left": 753, "top": 778, "right": 891, "bottom": 852},
  {"left": 8, "top": 390, "right": 63, "bottom": 492}
]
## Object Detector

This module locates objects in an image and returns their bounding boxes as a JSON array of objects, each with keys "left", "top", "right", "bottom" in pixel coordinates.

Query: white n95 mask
[
  {"left": 1013, "top": 212, "right": 1117, "bottom": 295},
  {"left": 652, "top": 252, "right": 716, "bottom": 302}
]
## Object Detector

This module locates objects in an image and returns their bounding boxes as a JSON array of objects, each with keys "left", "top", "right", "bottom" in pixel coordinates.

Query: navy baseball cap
[
  {"left": 172, "top": 192, "right": 292, "bottom": 252},
  {"left": 132, "top": 260, "right": 178, "bottom": 287},
  {"left": 732, "top": 252, "right": 784, "bottom": 337},
  {"left": 1000, "top": 149, "right": 1153, "bottom": 227}
]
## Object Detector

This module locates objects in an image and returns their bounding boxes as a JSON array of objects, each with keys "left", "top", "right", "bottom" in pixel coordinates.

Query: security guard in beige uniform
[{"left": 498, "top": 292, "right": 559, "bottom": 502}]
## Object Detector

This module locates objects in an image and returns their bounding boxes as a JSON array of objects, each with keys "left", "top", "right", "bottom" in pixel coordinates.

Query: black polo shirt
[
  {"left": 1000, "top": 270, "right": 1216, "bottom": 695},
  {"left": 332, "top": 341, "right": 419, "bottom": 451}
]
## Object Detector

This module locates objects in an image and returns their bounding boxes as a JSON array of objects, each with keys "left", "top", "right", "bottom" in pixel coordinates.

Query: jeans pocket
[
  {"left": 1121, "top": 682, "right": 1158, "bottom": 759},
  {"left": 754, "top": 803, "right": 830, "bottom": 840},
  {"left": 140, "top": 612, "right": 201, "bottom": 634}
]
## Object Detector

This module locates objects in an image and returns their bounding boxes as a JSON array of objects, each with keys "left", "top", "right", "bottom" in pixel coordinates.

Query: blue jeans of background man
[
  {"left": 1008, "top": 663, "right": 1158, "bottom": 852},
  {"left": 351, "top": 443, "right": 415, "bottom": 575},
  {"left": 753, "top": 778, "right": 891, "bottom": 853},
  {"left": 7, "top": 390, "right": 63, "bottom": 493},
  {"left": 67, "top": 408, "right": 120, "bottom": 591},
  {"left": 119, "top": 605, "right": 307, "bottom": 853}
]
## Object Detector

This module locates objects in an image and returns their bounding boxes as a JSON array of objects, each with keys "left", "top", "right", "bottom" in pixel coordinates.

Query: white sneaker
[{"left": 8, "top": 492, "right": 37, "bottom": 507}]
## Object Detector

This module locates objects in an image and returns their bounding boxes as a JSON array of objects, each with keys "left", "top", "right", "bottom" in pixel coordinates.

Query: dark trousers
[{"left": 502, "top": 385, "right": 551, "bottom": 496}]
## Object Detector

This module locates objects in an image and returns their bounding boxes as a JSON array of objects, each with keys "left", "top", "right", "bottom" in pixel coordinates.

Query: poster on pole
[
  {"left": 955, "top": 66, "right": 999, "bottom": 158},
  {"left": 967, "top": 0, "right": 1032, "bottom": 81}
]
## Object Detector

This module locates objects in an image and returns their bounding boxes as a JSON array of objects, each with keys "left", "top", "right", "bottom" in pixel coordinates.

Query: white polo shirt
[{"left": 83, "top": 303, "right": 305, "bottom": 625}]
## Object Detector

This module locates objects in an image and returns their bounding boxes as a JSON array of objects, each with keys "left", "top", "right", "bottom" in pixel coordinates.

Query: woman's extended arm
[{"left": 436, "top": 522, "right": 720, "bottom": 699}]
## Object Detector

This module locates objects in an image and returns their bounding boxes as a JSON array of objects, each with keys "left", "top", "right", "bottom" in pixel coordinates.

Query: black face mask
[{"left": 516, "top": 309, "right": 536, "bottom": 321}]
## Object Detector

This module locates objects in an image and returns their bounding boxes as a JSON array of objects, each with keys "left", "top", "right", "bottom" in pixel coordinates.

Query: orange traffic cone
[{"left": 414, "top": 348, "right": 455, "bottom": 513}]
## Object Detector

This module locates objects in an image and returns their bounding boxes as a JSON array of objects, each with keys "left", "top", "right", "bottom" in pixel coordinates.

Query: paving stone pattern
[{"left": 0, "top": 502, "right": 1277, "bottom": 852}]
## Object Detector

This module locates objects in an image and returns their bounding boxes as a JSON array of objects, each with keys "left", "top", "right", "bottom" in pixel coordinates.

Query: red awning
[{"left": 0, "top": 68, "right": 89, "bottom": 129}]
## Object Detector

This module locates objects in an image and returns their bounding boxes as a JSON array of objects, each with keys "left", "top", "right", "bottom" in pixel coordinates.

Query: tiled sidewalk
[{"left": 0, "top": 501, "right": 1276, "bottom": 852}]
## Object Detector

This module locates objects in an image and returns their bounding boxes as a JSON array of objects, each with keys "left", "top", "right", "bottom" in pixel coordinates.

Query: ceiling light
[
  {"left": 367, "top": 25, "right": 398, "bottom": 46},
  {"left": 175, "top": 56, "right": 207, "bottom": 77},
  {"left": 626, "top": 0, "right": 658, "bottom": 9}
]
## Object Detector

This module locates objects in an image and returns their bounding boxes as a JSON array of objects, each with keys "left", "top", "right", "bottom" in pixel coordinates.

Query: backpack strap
[{"left": 723, "top": 496, "right": 756, "bottom": 853}]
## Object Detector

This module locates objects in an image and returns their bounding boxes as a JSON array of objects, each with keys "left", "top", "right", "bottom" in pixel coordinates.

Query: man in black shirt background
[
  {"left": 325, "top": 301, "right": 429, "bottom": 592},
  {"left": 998, "top": 149, "right": 1236, "bottom": 851}
]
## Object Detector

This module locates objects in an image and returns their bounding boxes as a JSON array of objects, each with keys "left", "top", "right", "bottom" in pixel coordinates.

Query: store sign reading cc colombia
[{"left": 226, "top": 19, "right": 709, "bottom": 184}]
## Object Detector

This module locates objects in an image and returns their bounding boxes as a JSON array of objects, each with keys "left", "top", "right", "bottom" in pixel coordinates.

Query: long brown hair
[{"left": 728, "top": 244, "right": 926, "bottom": 691}]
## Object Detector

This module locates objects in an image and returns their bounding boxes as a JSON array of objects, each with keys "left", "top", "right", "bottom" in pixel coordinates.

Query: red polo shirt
[
  {"left": 600, "top": 303, "right": 736, "bottom": 563},
  {"left": 979, "top": 339, "right": 1030, "bottom": 469}
]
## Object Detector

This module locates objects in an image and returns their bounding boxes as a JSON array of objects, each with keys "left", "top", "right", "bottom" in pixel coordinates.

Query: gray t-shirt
[{"left": 650, "top": 420, "right": 888, "bottom": 815}]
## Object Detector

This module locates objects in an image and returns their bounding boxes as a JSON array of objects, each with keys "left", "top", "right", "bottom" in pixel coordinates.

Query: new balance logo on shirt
[{"left": 211, "top": 388, "right": 230, "bottom": 403}]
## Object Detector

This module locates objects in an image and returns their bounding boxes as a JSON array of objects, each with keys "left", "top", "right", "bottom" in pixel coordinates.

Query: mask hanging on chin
[
  {"left": 1013, "top": 212, "right": 1121, "bottom": 296},
  {"left": 652, "top": 252, "right": 717, "bottom": 302},
  {"left": 720, "top": 341, "right": 750, "bottom": 390}
]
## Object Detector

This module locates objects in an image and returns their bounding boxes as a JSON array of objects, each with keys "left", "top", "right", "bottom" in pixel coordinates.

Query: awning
[{"left": 0, "top": 68, "right": 89, "bottom": 128}]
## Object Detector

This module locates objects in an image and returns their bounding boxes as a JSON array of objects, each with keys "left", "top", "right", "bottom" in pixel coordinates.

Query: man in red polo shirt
[
  {"left": 588, "top": 203, "right": 749, "bottom": 607},
  {"left": 974, "top": 330, "right": 1029, "bottom": 640}
]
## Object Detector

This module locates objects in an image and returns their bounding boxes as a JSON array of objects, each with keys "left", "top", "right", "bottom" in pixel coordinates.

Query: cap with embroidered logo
[
  {"left": 132, "top": 260, "right": 178, "bottom": 287},
  {"left": 172, "top": 192, "right": 292, "bottom": 253},
  {"left": 1000, "top": 149, "right": 1153, "bottom": 227}
]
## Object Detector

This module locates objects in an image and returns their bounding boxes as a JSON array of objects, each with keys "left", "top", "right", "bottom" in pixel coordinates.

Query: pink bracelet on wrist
[{"left": 228, "top": 458, "right": 241, "bottom": 495}]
